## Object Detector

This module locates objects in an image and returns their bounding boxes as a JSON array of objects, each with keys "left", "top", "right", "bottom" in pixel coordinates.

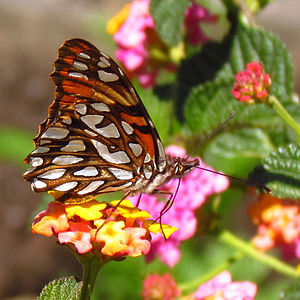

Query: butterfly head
[{"left": 170, "top": 156, "right": 200, "bottom": 178}]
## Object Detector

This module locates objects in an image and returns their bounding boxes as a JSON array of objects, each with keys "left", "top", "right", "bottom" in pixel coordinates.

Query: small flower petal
[
  {"left": 111, "top": 199, "right": 151, "bottom": 220},
  {"left": 65, "top": 200, "right": 106, "bottom": 221},
  {"left": 144, "top": 220, "right": 178, "bottom": 239},
  {"left": 94, "top": 221, "right": 129, "bottom": 256},
  {"left": 58, "top": 221, "right": 93, "bottom": 254},
  {"left": 32, "top": 202, "right": 69, "bottom": 236}
]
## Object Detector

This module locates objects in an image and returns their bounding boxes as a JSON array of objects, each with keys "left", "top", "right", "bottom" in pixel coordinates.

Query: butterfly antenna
[
  {"left": 196, "top": 166, "right": 272, "bottom": 193},
  {"left": 189, "top": 111, "right": 235, "bottom": 157}
]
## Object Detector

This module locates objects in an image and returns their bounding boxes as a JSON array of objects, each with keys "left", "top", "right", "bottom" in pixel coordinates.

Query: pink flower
[
  {"left": 142, "top": 273, "right": 180, "bottom": 300},
  {"left": 185, "top": 2, "right": 219, "bottom": 45},
  {"left": 129, "top": 145, "right": 229, "bottom": 267},
  {"left": 194, "top": 271, "right": 257, "bottom": 300},
  {"left": 232, "top": 62, "right": 272, "bottom": 104},
  {"left": 58, "top": 221, "right": 93, "bottom": 254},
  {"left": 107, "top": 0, "right": 159, "bottom": 88},
  {"left": 107, "top": 0, "right": 218, "bottom": 88}
]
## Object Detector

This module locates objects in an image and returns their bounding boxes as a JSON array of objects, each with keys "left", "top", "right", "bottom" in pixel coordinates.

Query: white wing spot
[
  {"left": 118, "top": 67, "right": 124, "bottom": 76},
  {"left": 97, "top": 123, "right": 120, "bottom": 138},
  {"left": 73, "top": 60, "right": 88, "bottom": 71},
  {"left": 41, "top": 127, "right": 69, "bottom": 139},
  {"left": 78, "top": 52, "right": 91, "bottom": 59},
  {"left": 98, "top": 57, "right": 110, "bottom": 68},
  {"left": 98, "top": 61, "right": 108, "bottom": 68},
  {"left": 69, "top": 72, "right": 88, "bottom": 80},
  {"left": 62, "top": 116, "right": 72, "bottom": 125},
  {"left": 32, "top": 178, "right": 47, "bottom": 189},
  {"left": 92, "top": 140, "right": 130, "bottom": 164},
  {"left": 81, "top": 115, "right": 104, "bottom": 131},
  {"left": 100, "top": 51, "right": 110, "bottom": 59},
  {"left": 144, "top": 153, "right": 151, "bottom": 163},
  {"left": 130, "top": 86, "right": 137, "bottom": 97},
  {"left": 30, "top": 157, "right": 43, "bottom": 166},
  {"left": 91, "top": 102, "right": 110, "bottom": 112},
  {"left": 23, "top": 166, "right": 36, "bottom": 176},
  {"left": 108, "top": 167, "right": 134, "bottom": 180},
  {"left": 52, "top": 155, "right": 84, "bottom": 165},
  {"left": 84, "top": 129, "right": 98, "bottom": 137},
  {"left": 98, "top": 70, "right": 119, "bottom": 82},
  {"left": 74, "top": 166, "right": 99, "bottom": 177},
  {"left": 38, "top": 169, "right": 66, "bottom": 180},
  {"left": 32, "top": 147, "right": 49, "bottom": 154},
  {"left": 39, "top": 140, "right": 51, "bottom": 145},
  {"left": 156, "top": 139, "right": 166, "bottom": 171},
  {"left": 129, "top": 143, "right": 142, "bottom": 157},
  {"left": 54, "top": 181, "right": 78, "bottom": 192},
  {"left": 116, "top": 182, "right": 133, "bottom": 189},
  {"left": 78, "top": 180, "right": 104, "bottom": 195},
  {"left": 121, "top": 121, "right": 134, "bottom": 135},
  {"left": 75, "top": 103, "right": 87, "bottom": 115},
  {"left": 148, "top": 120, "right": 155, "bottom": 128},
  {"left": 61, "top": 140, "right": 86, "bottom": 152},
  {"left": 143, "top": 165, "right": 153, "bottom": 179}
]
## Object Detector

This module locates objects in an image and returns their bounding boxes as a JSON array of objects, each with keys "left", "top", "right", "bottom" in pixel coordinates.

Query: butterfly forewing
[{"left": 24, "top": 38, "right": 167, "bottom": 201}]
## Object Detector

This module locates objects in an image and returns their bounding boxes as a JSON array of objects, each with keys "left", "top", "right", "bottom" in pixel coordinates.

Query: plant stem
[
  {"left": 219, "top": 230, "right": 300, "bottom": 278},
  {"left": 268, "top": 95, "right": 300, "bottom": 136},
  {"left": 80, "top": 260, "right": 102, "bottom": 300},
  {"left": 179, "top": 251, "right": 243, "bottom": 295}
]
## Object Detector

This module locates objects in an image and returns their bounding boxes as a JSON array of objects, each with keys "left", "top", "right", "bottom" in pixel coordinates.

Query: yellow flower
[
  {"left": 32, "top": 193, "right": 177, "bottom": 259},
  {"left": 107, "top": 3, "right": 131, "bottom": 34}
]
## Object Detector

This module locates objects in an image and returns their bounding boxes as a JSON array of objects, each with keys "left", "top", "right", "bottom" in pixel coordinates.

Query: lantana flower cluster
[
  {"left": 249, "top": 193, "right": 300, "bottom": 261},
  {"left": 32, "top": 193, "right": 177, "bottom": 259},
  {"left": 107, "top": 0, "right": 218, "bottom": 88},
  {"left": 232, "top": 61, "right": 272, "bottom": 104},
  {"left": 142, "top": 271, "right": 257, "bottom": 300},
  {"left": 129, "top": 145, "right": 230, "bottom": 267}
]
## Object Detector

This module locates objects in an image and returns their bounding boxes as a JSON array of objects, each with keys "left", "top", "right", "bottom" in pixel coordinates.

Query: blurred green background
[{"left": 0, "top": 0, "right": 299, "bottom": 299}]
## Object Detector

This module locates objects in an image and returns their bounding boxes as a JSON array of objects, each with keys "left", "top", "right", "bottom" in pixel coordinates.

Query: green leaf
[
  {"left": 223, "top": 22, "right": 294, "bottom": 101},
  {"left": 203, "top": 128, "right": 275, "bottom": 177},
  {"left": 249, "top": 143, "right": 300, "bottom": 199},
  {"left": 38, "top": 277, "right": 82, "bottom": 300},
  {"left": 179, "top": 21, "right": 294, "bottom": 122},
  {"left": 136, "top": 84, "right": 173, "bottom": 143},
  {"left": 150, "top": 0, "right": 190, "bottom": 46},
  {"left": 184, "top": 79, "right": 285, "bottom": 136},
  {"left": 280, "top": 280, "right": 300, "bottom": 300}
]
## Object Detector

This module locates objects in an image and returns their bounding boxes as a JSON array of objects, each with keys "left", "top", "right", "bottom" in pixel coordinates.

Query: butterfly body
[{"left": 23, "top": 38, "right": 199, "bottom": 203}]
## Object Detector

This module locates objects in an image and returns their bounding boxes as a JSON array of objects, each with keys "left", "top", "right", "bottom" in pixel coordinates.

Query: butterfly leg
[
  {"left": 152, "top": 178, "right": 182, "bottom": 240},
  {"left": 150, "top": 190, "right": 174, "bottom": 241},
  {"left": 95, "top": 192, "right": 131, "bottom": 238},
  {"left": 136, "top": 193, "right": 143, "bottom": 207}
]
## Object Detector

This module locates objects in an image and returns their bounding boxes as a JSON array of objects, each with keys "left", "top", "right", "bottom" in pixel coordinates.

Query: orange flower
[
  {"left": 32, "top": 202, "right": 69, "bottom": 236},
  {"left": 249, "top": 194, "right": 300, "bottom": 255},
  {"left": 32, "top": 193, "right": 177, "bottom": 259}
]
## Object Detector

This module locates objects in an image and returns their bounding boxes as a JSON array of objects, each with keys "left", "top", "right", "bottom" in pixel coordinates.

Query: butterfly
[{"left": 23, "top": 38, "right": 199, "bottom": 203}]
